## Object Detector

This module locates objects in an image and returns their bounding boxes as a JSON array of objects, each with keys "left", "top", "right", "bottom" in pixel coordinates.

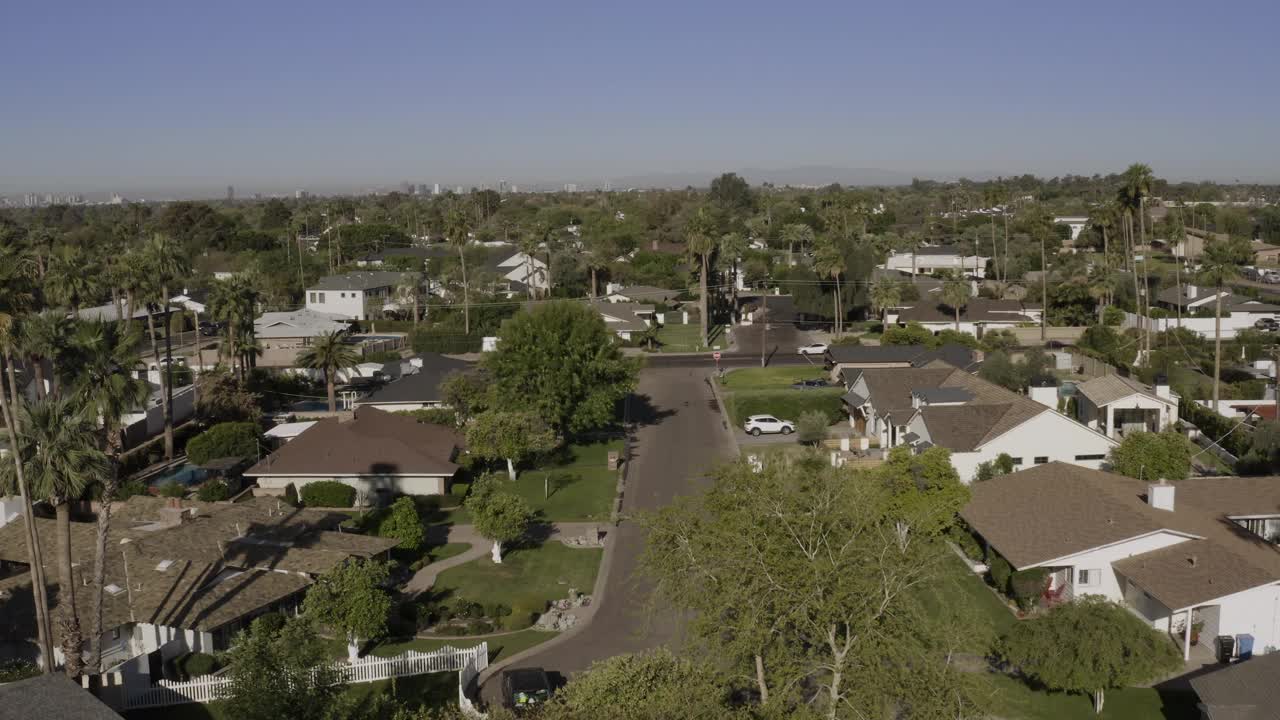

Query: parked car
[
  {"left": 503, "top": 668, "right": 552, "bottom": 711},
  {"left": 791, "top": 378, "right": 830, "bottom": 389},
  {"left": 744, "top": 414, "right": 795, "bottom": 436},
  {"left": 797, "top": 343, "right": 828, "bottom": 356},
  {"left": 1256, "top": 317, "right": 1279, "bottom": 331}
]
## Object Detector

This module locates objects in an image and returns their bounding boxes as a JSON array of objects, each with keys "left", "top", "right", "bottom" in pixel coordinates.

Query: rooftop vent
[
  {"left": 155, "top": 560, "right": 174, "bottom": 572},
  {"left": 1148, "top": 480, "right": 1176, "bottom": 512},
  {"left": 104, "top": 584, "right": 124, "bottom": 596}
]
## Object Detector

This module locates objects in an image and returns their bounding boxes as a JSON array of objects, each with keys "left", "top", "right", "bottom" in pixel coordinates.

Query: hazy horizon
[{"left": 4, "top": 1, "right": 1279, "bottom": 195}]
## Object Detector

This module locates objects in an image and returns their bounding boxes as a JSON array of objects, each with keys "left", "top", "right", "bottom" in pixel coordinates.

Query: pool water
[
  {"left": 289, "top": 400, "right": 330, "bottom": 413},
  {"left": 148, "top": 462, "right": 208, "bottom": 488}
]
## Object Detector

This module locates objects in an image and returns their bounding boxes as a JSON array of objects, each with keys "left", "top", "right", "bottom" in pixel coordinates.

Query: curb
[{"left": 706, "top": 372, "right": 742, "bottom": 457}]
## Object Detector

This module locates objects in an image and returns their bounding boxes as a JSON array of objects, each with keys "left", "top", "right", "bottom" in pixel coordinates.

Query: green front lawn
[
  {"left": 434, "top": 542, "right": 602, "bottom": 609},
  {"left": 722, "top": 365, "right": 830, "bottom": 390},
  {"left": 654, "top": 323, "right": 724, "bottom": 352},
  {"left": 442, "top": 439, "right": 623, "bottom": 524},
  {"left": 722, "top": 389, "right": 845, "bottom": 426}
]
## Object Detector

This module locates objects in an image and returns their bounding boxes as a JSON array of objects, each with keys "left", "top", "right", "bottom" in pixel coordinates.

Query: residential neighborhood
[{"left": 6, "top": 6, "right": 1280, "bottom": 717}]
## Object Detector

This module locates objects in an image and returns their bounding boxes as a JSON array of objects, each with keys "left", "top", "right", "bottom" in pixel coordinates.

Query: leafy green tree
[
  {"left": 485, "top": 301, "right": 638, "bottom": 435},
  {"left": 466, "top": 410, "right": 558, "bottom": 480},
  {"left": 974, "top": 453, "right": 1016, "bottom": 482},
  {"left": 708, "top": 172, "right": 753, "bottom": 214},
  {"left": 875, "top": 446, "right": 971, "bottom": 537},
  {"left": 194, "top": 369, "right": 261, "bottom": 423},
  {"left": 796, "top": 410, "right": 829, "bottom": 445},
  {"left": 223, "top": 615, "right": 346, "bottom": 720},
  {"left": 185, "top": 422, "right": 259, "bottom": 464},
  {"left": 303, "top": 559, "right": 391, "bottom": 661},
  {"left": 881, "top": 322, "right": 934, "bottom": 346},
  {"left": 296, "top": 330, "right": 360, "bottom": 412},
  {"left": 465, "top": 475, "right": 534, "bottom": 563},
  {"left": 377, "top": 496, "right": 425, "bottom": 551},
  {"left": 546, "top": 649, "right": 739, "bottom": 720},
  {"left": 642, "top": 451, "right": 986, "bottom": 718},
  {"left": 999, "top": 596, "right": 1181, "bottom": 714},
  {"left": 1108, "top": 430, "right": 1191, "bottom": 481}
]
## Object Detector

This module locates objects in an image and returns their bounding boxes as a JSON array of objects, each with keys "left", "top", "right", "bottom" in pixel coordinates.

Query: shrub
[
  {"left": 186, "top": 422, "right": 260, "bottom": 465},
  {"left": 176, "top": 652, "right": 219, "bottom": 680},
  {"left": 300, "top": 481, "right": 357, "bottom": 508},
  {"left": 503, "top": 598, "right": 546, "bottom": 632},
  {"left": 450, "top": 599, "right": 484, "bottom": 620},
  {"left": 989, "top": 553, "right": 1013, "bottom": 594},
  {"left": 283, "top": 483, "right": 299, "bottom": 507},
  {"left": 402, "top": 407, "right": 458, "bottom": 427},
  {"left": 253, "top": 612, "right": 286, "bottom": 637},
  {"left": 0, "top": 659, "right": 39, "bottom": 683},
  {"left": 948, "top": 526, "right": 984, "bottom": 562},
  {"left": 484, "top": 603, "right": 512, "bottom": 619},
  {"left": 196, "top": 479, "right": 230, "bottom": 502},
  {"left": 796, "top": 410, "right": 830, "bottom": 445},
  {"left": 116, "top": 478, "right": 150, "bottom": 501},
  {"left": 376, "top": 496, "right": 426, "bottom": 550},
  {"left": 158, "top": 482, "right": 186, "bottom": 498},
  {"left": 408, "top": 558, "right": 426, "bottom": 572},
  {"left": 1010, "top": 568, "right": 1050, "bottom": 611},
  {"left": 462, "top": 619, "right": 495, "bottom": 635},
  {"left": 448, "top": 482, "right": 470, "bottom": 501}
]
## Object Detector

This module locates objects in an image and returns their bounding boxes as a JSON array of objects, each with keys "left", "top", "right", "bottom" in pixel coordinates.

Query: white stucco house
[
  {"left": 841, "top": 360, "right": 1116, "bottom": 481},
  {"left": 963, "top": 464, "right": 1280, "bottom": 661},
  {"left": 588, "top": 300, "right": 655, "bottom": 341},
  {"left": 886, "top": 298, "right": 1042, "bottom": 338},
  {"left": 244, "top": 407, "right": 465, "bottom": 499},
  {"left": 305, "top": 271, "right": 409, "bottom": 321},
  {"left": 880, "top": 245, "right": 990, "bottom": 279},
  {"left": 1073, "top": 374, "right": 1180, "bottom": 439}
]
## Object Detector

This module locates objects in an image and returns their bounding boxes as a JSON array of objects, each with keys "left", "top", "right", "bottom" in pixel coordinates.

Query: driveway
[{"left": 477, "top": 366, "right": 734, "bottom": 704}]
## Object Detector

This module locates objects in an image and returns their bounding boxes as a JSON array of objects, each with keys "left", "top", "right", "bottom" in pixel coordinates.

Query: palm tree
[
  {"left": 1118, "top": 164, "right": 1155, "bottom": 356},
  {"left": 45, "top": 245, "right": 101, "bottom": 316},
  {"left": 518, "top": 223, "right": 548, "bottom": 299},
  {"left": 61, "top": 321, "right": 148, "bottom": 670},
  {"left": 4, "top": 397, "right": 109, "bottom": 676},
  {"left": 685, "top": 208, "right": 719, "bottom": 348},
  {"left": 718, "top": 232, "right": 748, "bottom": 315},
  {"left": 142, "top": 234, "right": 191, "bottom": 458},
  {"left": 396, "top": 272, "right": 424, "bottom": 326},
  {"left": 0, "top": 320, "right": 54, "bottom": 671},
  {"left": 941, "top": 273, "right": 970, "bottom": 332},
  {"left": 444, "top": 204, "right": 473, "bottom": 334},
  {"left": 779, "top": 223, "right": 814, "bottom": 265},
  {"left": 208, "top": 277, "right": 258, "bottom": 380},
  {"left": 1200, "top": 237, "right": 1255, "bottom": 409},
  {"left": 868, "top": 276, "right": 902, "bottom": 324},
  {"left": 812, "top": 240, "right": 846, "bottom": 336},
  {"left": 18, "top": 311, "right": 71, "bottom": 400},
  {"left": 296, "top": 331, "right": 360, "bottom": 413}
]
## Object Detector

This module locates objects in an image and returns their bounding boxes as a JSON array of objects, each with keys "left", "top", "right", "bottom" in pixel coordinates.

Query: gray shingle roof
[
  {"left": 1190, "top": 651, "right": 1280, "bottom": 720},
  {"left": 0, "top": 674, "right": 123, "bottom": 720},
  {"left": 311, "top": 271, "right": 407, "bottom": 291},
  {"left": 1075, "top": 374, "right": 1176, "bottom": 408},
  {"left": 357, "top": 353, "right": 473, "bottom": 405}
]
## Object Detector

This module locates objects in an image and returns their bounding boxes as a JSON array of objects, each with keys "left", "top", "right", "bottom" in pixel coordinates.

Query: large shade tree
[
  {"left": 465, "top": 475, "right": 534, "bottom": 563},
  {"left": 466, "top": 410, "right": 558, "bottom": 481},
  {"left": 302, "top": 559, "right": 391, "bottom": 661}
]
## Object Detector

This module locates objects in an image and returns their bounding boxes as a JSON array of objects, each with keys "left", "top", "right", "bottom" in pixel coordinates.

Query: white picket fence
[{"left": 123, "top": 643, "right": 488, "bottom": 711}]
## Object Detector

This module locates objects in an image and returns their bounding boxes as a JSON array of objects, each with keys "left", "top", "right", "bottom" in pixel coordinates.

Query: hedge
[
  {"left": 300, "top": 481, "right": 357, "bottom": 508},
  {"left": 1181, "top": 398, "right": 1254, "bottom": 458},
  {"left": 174, "top": 652, "right": 219, "bottom": 680},
  {"left": 196, "top": 479, "right": 230, "bottom": 502},
  {"left": 186, "top": 422, "right": 259, "bottom": 465}
]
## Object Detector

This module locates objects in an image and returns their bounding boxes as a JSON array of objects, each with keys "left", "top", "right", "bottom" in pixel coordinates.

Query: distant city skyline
[{"left": 3, "top": 1, "right": 1279, "bottom": 194}]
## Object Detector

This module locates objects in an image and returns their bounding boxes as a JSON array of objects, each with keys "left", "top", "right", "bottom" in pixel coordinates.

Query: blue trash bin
[{"left": 1237, "top": 634, "right": 1254, "bottom": 660}]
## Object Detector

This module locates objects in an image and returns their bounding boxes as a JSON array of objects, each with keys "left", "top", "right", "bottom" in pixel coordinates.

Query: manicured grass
[
  {"left": 985, "top": 672, "right": 1198, "bottom": 720},
  {"left": 655, "top": 323, "right": 724, "bottom": 352},
  {"left": 428, "top": 543, "right": 472, "bottom": 564},
  {"left": 368, "top": 629, "right": 554, "bottom": 664},
  {"left": 722, "top": 365, "right": 830, "bottom": 390},
  {"left": 722, "top": 389, "right": 845, "bottom": 426},
  {"left": 433, "top": 542, "right": 602, "bottom": 609},
  {"left": 440, "top": 439, "right": 623, "bottom": 524}
]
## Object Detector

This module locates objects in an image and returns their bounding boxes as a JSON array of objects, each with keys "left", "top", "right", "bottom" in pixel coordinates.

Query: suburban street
[{"left": 477, "top": 366, "right": 735, "bottom": 703}]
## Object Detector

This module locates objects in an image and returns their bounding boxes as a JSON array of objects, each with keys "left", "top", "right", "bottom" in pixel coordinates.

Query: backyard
[
  {"left": 925, "top": 552, "right": 1198, "bottom": 719},
  {"left": 720, "top": 365, "right": 845, "bottom": 426},
  {"left": 432, "top": 542, "right": 602, "bottom": 611}
]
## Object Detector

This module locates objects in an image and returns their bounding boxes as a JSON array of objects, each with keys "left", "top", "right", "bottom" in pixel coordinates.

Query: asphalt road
[{"left": 477, "top": 366, "right": 735, "bottom": 705}]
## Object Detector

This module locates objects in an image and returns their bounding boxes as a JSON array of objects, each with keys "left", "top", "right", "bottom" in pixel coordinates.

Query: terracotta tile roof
[{"left": 245, "top": 406, "right": 464, "bottom": 478}]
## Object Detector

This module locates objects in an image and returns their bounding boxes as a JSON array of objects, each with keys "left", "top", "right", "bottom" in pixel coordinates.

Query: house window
[
  {"left": 1034, "top": 456, "right": 1049, "bottom": 464},
  {"left": 110, "top": 627, "right": 120, "bottom": 640},
  {"left": 1076, "top": 569, "right": 1101, "bottom": 587},
  {"left": 317, "top": 292, "right": 326, "bottom": 303},
  {"left": 308, "top": 292, "right": 316, "bottom": 303},
  {"left": 1010, "top": 457, "right": 1023, "bottom": 465},
  {"left": 1074, "top": 454, "right": 1106, "bottom": 461}
]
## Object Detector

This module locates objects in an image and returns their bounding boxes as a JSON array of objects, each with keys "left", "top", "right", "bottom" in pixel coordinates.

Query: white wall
[
  {"left": 1123, "top": 310, "right": 1279, "bottom": 341},
  {"left": 307, "top": 289, "right": 381, "bottom": 320},
  {"left": 252, "top": 474, "right": 449, "bottom": 500},
  {"left": 1028, "top": 531, "right": 1192, "bottom": 601},
  {"left": 1125, "top": 577, "right": 1280, "bottom": 655},
  {"left": 946, "top": 411, "right": 1117, "bottom": 482},
  {"left": 355, "top": 401, "right": 446, "bottom": 412}
]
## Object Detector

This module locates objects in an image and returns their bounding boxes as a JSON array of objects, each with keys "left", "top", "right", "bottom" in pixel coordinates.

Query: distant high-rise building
[
  {"left": 432, "top": 183, "right": 441, "bottom": 195},
  {"left": 23, "top": 193, "right": 38, "bottom": 207},
  {"left": 226, "top": 185, "right": 235, "bottom": 201},
  {"left": 295, "top": 189, "right": 307, "bottom": 199},
  {"left": 510, "top": 184, "right": 519, "bottom": 194},
  {"left": 455, "top": 185, "right": 463, "bottom": 194},
  {"left": 499, "top": 179, "right": 508, "bottom": 194},
  {"left": 400, "top": 181, "right": 412, "bottom": 194},
  {"left": 564, "top": 183, "right": 578, "bottom": 193},
  {"left": 604, "top": 181, "right": 612, "bottom": 192}
]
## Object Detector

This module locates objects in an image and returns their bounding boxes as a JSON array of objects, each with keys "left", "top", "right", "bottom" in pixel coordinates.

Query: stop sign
[{"left": 713, "top": 351, "right": 722, "bottom": 360}]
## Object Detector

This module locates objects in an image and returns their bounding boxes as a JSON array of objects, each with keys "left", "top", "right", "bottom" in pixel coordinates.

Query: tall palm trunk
[
  {"left": 161, "top": 284, "right": 175, "bottom": 459},
  {"left": 1128, "top": 215, "right": 1142, "bottom": 361},
  {"left": 144, "top": 307, "right": 173, "bottom": 460},
  {"left": 86, "top": 428, "right": 122, "bottom": 672},
  {"left": 0, "top": 360, "right": 54, "bottom": 672},
  {"left": 326, "top": 369, "right": 337, "bottom": 413},
  {"left": 1213, "top": 289, "right": 1223, "bottom": 410},
  {"left": 457, "top": 246, "right": 470, "bottom": 335},
  {"left": 1102, "top": 226, "right": 1109, "bottom": 305},
  {"left": 699, "top": 254, "right": 710, "bottom": 347},
  {"left": 53, "top": 500, "right": 83, "bottom": 676},
  {"left": 31, "top": 360, "right": 46, "bottom": 401}
]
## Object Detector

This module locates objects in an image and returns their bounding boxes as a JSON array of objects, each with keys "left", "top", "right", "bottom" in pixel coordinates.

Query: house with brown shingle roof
[
  {"left": 1073, "top": 373, "right": 1181, "bottom": 439},
  {"left": 0, "top": 495, "right": 395, "bottom": 687},
  {"left": 842, "top": 360, "right": 1116, "bottom": 481},
  {"left": 244, "top": 406, "right": 465, "bottom": 500},
  {"left": 962, "top": 463, "right": 1280, "bottom": 661}
]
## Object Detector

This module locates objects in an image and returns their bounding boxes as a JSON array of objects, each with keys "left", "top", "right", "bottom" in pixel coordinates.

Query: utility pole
[
  {"left": 1273, "top": 346, "right": 1280, "bottom": 422},
  {"left": 1040, "top": 233, "right": 1048, "bottom": 343},
  {"left": 760, "top": 286, "right": 768, "bottom": 368}
]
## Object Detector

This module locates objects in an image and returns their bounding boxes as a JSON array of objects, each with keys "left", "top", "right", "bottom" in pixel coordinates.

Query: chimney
[
  {"left": 1028, "top": 377, "right": 1058, "bottom": 408},
  {"left": 1184, "top": 284, "right": 1197, "bottom": 300},
  {"left": 1154, "top": 374, "right": 1171, "bottom": 400},
  {"left": 1148, "top": 480, "right": 1176, "bottom": 512}
]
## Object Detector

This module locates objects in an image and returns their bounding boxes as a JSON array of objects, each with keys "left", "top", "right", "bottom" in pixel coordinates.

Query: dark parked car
[
  {"left": 503, "top": 668, "right": 552, "bottom": 711},
  {"left": 1255, "top": 317, "right": 1279, "bottom": 331},
  {"left": 790, "top": 378, "right": 830, "bottom": 389}
]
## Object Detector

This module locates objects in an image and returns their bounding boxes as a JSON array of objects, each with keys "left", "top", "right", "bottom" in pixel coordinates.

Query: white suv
[
  {"left": 744, "top": 415, "right": 795, "bottom": 436},
  {"left": 797, "top": 343, "right": 828, "bottom": 356}
]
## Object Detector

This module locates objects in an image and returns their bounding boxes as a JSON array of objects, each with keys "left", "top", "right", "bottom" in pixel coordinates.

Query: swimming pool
[{"left": 148, "top": 462, "right": 208, "bottom": 488}]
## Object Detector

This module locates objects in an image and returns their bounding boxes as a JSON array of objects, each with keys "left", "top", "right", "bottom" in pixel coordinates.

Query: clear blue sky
[{"left": 3, "top": 0, "right": 1278, "bottom": 194}]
